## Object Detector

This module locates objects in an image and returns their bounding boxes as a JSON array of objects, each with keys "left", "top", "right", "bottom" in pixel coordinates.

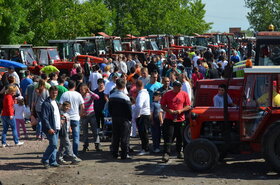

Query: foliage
[
  {"left": 0, "top": 0, "right": 211, "bottom": 45},
  {"left": 245, "top": 0, "right": 280, "bottom": 31}
]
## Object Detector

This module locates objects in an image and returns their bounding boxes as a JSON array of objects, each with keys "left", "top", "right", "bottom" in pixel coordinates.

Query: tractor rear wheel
[
  {"left": 184, "top": 138, "right": 219, "bottom": 171},
  {"left": 263, "top": 123, "right": 280, "bottom": 172}
]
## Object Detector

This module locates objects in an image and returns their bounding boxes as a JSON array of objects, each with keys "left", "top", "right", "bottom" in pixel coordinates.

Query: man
[
  {"left": 158, "top": 77, "right": 172, "bottom": 95},
  {"left": 165, "top": 61, "right": 181, "bottom": 78},
  {"left": 108, "top": 78, "right": 132, "bottom": 159},
  {"left": 20, "top": 70, "right": 33, "bottom": 98},
  {"left": 60, "top": 80, "right": 85, "bottom": 155},
  {"left": 213, "top": 84, "right": 234, "bottom": 107},
  {"left": 230, "top": 50, "right": 241, "bottom": 63},
  {"left": 135, "top": 80, "right": 151, "bottom": 155},
  {"left": 84, "top": 57, "right": 91, "bottom": 83},
  {"left": 56, "top": 75, "right": 68, "bottom": 102},
  {"left": 138, "top": 67, "right": 150, "bottom": 87},
  {"left": 145, "top": 71, "right": 162, "bottom": 104},
  {"left": 160, "top": 81, "right": 191, "bottom": 162},
  {"left": 88, "top": 65, "right": 102, "bottom": 91},
  {"left": 8, "top": 66, "right": 20, "bottom": 87},
  {"left": 126, "top": 54, "right": 136, "bottom": 74},
  {"left": 104, "top": 73, "right": 119, "bottom": 101},
  {"left": 94, "top": 79, "right": 106, "bottom": 130},
  {"left": 41, "top": 86, "right": 61, "bottom": 168}
]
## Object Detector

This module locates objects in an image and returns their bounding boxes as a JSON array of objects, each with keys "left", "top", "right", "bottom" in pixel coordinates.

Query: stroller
[{"left": 99, "top": 107, "right": 112, "bottom": 142}]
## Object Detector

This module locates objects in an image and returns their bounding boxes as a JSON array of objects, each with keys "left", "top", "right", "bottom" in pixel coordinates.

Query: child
[
  {"left": 14, "top": 96, "right": 28, "bottom": 138},
  {"left": 130, "top": 97, "right": 137, "bottom": 137},
  {"left": 57, "top": 101, "right": 82, "bottom": 165},
  {"left": 151, "top": 91, "right": 164, "bottom": 153}
]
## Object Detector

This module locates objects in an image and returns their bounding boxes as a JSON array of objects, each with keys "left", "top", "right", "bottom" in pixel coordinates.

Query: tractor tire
[
  {"left": 183, "top": 124, "right": 192, "bottom": 144},
  {"left": 262, "top": 123, "right": 280, "bottom": 172},
  {"left": 184, "top": 138, "right": 219, "bottom": 172}
]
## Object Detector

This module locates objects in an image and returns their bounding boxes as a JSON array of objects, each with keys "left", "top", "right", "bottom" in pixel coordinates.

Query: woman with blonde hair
[
  {"left": 1, "top": 86, "right": 24, "bottom": 147},
  {"left": 32, "top": 79, "right": 49, "bottom": 139}
]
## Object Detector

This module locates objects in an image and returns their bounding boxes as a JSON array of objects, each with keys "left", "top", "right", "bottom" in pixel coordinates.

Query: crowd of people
[{"left": 0, "top": 46, "right": 247, "bottom": 167}]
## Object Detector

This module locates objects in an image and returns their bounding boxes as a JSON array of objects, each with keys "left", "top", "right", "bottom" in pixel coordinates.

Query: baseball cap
[
  {"left": 16, "top": 96, "right": 24, "bottom": 100},
  {"left": 153, "top": 91, "right": 162, "bottom": 97},
  {"left": 8, "top": 66, "right": 15, "bottom": 70},
  {"left": 173, "top": 81, "right": 182, "bottom": 87}
]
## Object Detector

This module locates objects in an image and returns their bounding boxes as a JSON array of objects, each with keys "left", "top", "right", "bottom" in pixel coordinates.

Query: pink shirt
[{"left": 83, "top": 91, "right": 100, "bottom": 115}]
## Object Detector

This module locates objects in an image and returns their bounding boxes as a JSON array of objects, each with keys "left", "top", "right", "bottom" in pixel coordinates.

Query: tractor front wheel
[
  {"left": 184, "top": 138, "right": 219, "bottom": 171},
  {"left": 263, "top": 124, "right": 280, "bottom": 172}
]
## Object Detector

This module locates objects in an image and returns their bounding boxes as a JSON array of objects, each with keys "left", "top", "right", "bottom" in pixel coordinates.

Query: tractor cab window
[
  {"left": 242, "top": 74, "right": 271, "bottom": 138},
  {"left": 20, "top": 48, "right": 36, "bottom": 65},
  {"left": 272, "top": 74, "right": 280, "bottom": 107},
  {"left": 39, "top": 49, "right": 49, "bottom": 65},
  {"left": 258, "top": 44, "right": 280, "bottom": 66},
  {"left": 113, "top": 40, "right": 122, "bottom": 52}
]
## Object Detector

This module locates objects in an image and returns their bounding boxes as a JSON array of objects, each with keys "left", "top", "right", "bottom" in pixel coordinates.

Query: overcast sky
[{"left": 201, "top": 0, "right": 250, "bottom": 32}]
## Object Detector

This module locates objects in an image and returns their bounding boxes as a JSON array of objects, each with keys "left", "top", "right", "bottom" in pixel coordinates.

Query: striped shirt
[{"left": 83, "top": 91, "right": 100, "bottom": 115}]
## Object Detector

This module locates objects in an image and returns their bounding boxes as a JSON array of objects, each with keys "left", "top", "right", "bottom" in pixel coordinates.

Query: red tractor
[{"left": 185, "top": 66, "right": 280, "bottom": 172}]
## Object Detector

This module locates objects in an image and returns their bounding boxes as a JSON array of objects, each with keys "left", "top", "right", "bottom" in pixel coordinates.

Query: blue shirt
[
  {"left": 230, "top": 55, "right": 240, "bottom": 63},
  {"left": 20, "top": 77, "right": 33, "bottom": 97},
  {"left": 213, "top": 94, "right": 233, "bottom": 107},
  {"left": 151, "top": 101, "right": 162, "bottom": 121},
  {"left": 145, "top": 82, "right": 162, "bottom": 104}
]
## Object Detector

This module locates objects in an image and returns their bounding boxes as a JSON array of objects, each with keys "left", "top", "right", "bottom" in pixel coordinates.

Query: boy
[
  {"left": 57, "top": 101, "right": 82, "bottom": 165},
  {"left": 151, "top": 91, "right": 164, "bottom": 153}
]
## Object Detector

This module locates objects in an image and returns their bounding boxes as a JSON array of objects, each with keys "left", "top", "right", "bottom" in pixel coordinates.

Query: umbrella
[{"left": 40, "top": 65, "right": 60, "bottom": 75}]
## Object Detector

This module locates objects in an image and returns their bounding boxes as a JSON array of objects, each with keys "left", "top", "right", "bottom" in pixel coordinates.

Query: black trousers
[
  {"left": 162, "top": 119, "right": 185, "bottom": 155},
  {"left": 136, "top": 115, "right": 150, "bottom": 151},
  {"left": 95, "top": 110, "right": 105, "bottom": 129},
  {"left": 111, "top": 117, "right": 131, "bottom": 158}
]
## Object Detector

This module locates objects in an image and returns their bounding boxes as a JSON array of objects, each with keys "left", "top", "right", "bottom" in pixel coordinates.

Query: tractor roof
[{"left": 244, "top": 66, "right": 280, "bottom": 74}]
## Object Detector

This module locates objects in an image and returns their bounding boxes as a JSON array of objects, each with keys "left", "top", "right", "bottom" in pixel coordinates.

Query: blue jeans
[
  {"left": 1, "top": 116, "right": 19, "bottom": 144},
  {"left": 36, "top": 111, "right": 42, "bottom": 138},
  {"left": 42, "top": 132, "right": 59, "bottom": 165},
  {"left": 70, "top": 120, "right": 80, "bottom": 155}
]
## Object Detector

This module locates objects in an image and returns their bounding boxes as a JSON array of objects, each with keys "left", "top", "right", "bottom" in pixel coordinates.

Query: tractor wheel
[
  {"left": 183, "top": 124, "right": 192, "bottom": 144},
  {"left": 263, "top": 123, "right": 280, "bottom": 172},
  {"left": 184, "top": 138, "right": 219, "bottom": 171}
]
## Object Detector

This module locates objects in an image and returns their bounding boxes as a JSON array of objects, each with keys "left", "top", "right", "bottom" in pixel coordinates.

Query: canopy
[
  {"left": 0, "top": 59, "right": 27, "bottom": 69},
  {"left": 40, "top": 65, "right": 60, "bottom": 75}
]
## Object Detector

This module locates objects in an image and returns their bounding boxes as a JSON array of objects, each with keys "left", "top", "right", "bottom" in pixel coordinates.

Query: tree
[
  {"left": 245, "top": 0, "right": 280, "bottom": 31},
  {"left": 104, "top": 0, "right": 212, "bottom": 36}
]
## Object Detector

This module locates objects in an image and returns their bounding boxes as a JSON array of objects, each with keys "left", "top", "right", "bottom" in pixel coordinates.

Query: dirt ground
[{"left": 1, "top": 124, "right": 280, "bottom": 185}]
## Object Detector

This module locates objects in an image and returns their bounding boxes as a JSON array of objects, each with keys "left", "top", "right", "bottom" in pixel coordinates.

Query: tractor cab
[
  {"left": 48, "top": 40, "right": 86, "bottom": 61},
  {"left": 0, "top": 44, "right": 37, "bottom": 65},
  {"left": 185, "top": 66, "right": 280, "bottom": 172},
  {"left": 76, "top": 36, "right": 106, "bottom": 57},
  {"left": 33, "top": 46, "right": 61, "bottom": 65}
]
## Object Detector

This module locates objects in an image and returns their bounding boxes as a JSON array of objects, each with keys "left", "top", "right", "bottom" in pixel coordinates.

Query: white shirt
[
  {"left": 89, "top": 71, "right": 102, "bottom": 91},
  {"left": 135, "top": 89, "right": 150, "bottom": 117},
  {"left": 14, "top": 104, "right": 26, "bottom": 119},
  {"left": 182, "top": 81, "right": 192, "bottom": 103},
  {"left": 60, "top": 91, "right": 84, "bottom": 120},
  {"left": 138, "top": 76, "right": 150, "bottom": 87},
  {"left": 104, "top": 81, "right": 128, "bottom": 95},
  {"left": 193, "top": 56, "right": 201, "bottom": 67},
  {"left": 218, "top": 60, "right": 228, "bottom": 70},
  {"left": 51, "top": 100, "right": 61, "bottom": 130},
  {"left": 119, "top": 61, "right": 128, "bottom": 74}
]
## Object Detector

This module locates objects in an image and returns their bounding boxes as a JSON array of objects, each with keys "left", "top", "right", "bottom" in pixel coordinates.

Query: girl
[{"left": 14, "top": 96, "right": 28, "bottom": 138}]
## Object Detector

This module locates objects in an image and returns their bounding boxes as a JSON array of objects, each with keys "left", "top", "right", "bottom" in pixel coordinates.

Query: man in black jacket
[
  {"left": 108, "top": 78, "right": 132, "bottom": 159},
  {"left": 41, "top": 86, "right": 60, "bottom": 168}
]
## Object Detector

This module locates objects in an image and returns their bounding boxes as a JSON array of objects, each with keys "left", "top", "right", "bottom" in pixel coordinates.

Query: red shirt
[
  {"left": 2, "top": 94, "right": 15, "bottom": 116},
  {"left": 192, "top": 72, "right": 203, "bottom": 88},
  {"left": 160, "top": 90, "right": 190, "bottom": 122}
]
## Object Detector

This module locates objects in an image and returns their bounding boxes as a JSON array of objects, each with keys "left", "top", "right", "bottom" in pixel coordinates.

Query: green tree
[
  {"left": 104, "top": 0, "right": 211, "bottom": 36},
  {"left": 245, "top": 0, "right": 280, "bottom": 31},
  {"left": 0, "top": 0, "right": 34, "bottom": 44}
]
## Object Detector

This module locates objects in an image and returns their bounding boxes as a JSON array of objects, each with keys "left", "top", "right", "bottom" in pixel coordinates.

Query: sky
[{"left": 201, "top": 0, "right": 250, "bottom": 32}]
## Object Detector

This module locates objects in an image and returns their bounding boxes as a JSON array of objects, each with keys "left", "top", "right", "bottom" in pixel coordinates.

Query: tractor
[{"left": 184, "top": 66, "right": 280, "bottom": 172}]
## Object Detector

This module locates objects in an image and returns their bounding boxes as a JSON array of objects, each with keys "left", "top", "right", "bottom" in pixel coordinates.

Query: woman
[
  {"left": 32, "top": 79, "right": 49, "bottom": 140},
  {"left": 1, "top": 86, "right": 24, "bottom": 147},
  {"left": 0, "top": 76, "right": 21, "bottom": 96}
]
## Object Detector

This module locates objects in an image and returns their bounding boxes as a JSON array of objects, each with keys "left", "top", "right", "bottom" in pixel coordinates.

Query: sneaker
[
  {"left": 41, "top": 160, "right": 50, "bottom": 169},
  {"left": 138, "top": 150, "right": 149, "bottom": 156},
  {"left": 121, "top": 154, "right": 132, "bottom": 160},
  {"left": 58, "top": 159, "right": 69, "bottom": 165},
  {"left": 50, "top": 163, "right": 60, "bottom": 168},
  {"left": 15, "top": 141, "right": 24, "bottom": 146},
  {"left": 1, "top": 143, "right": 9, "bottom": 148},
  {"left": 71, "top": 157, "right": 82, "bottom": 165},
  {"left": 153, "top": 148, "right": 161, "bottom": 153},
  {"left": 162, "top": 153, "right": 169, "bottom": 163},
  {"left": 177, "top": 152, "right": 184, "bottom": 159},
  {"left": 95, "top": 143, "right": 102, "bottom": 152}
]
